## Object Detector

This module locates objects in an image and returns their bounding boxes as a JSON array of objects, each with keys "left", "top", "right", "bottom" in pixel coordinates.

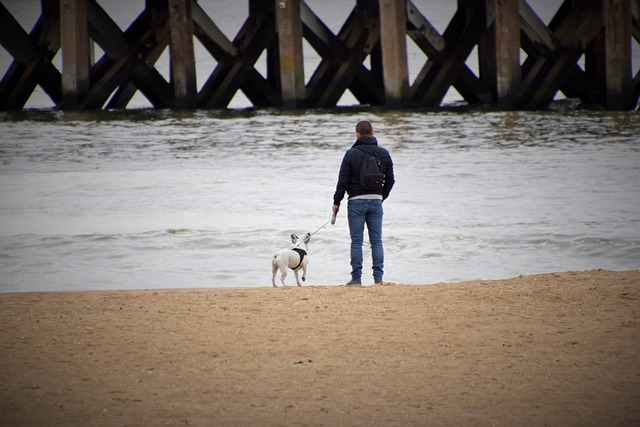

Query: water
[
  {"left": 1, "top": 0, "right": 639, "bottom": 291},
  {"left": 1, "top": 107, "right": 639, "bottom": 292}
]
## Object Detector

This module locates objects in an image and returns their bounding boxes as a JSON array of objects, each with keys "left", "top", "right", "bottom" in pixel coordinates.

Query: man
[{"left": 332, "top": 120, "right": 395, "bottom": 285}]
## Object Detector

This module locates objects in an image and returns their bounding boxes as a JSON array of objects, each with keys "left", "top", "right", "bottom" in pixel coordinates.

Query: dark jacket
[{"left": 333, "top": 136, "right": 395, "bottom": 206}]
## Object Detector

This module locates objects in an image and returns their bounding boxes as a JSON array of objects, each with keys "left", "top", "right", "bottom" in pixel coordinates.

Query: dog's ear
[
  {"left": 291, "top": 234, "right": 298, "bottom": 243},
  {"left": 303, "top": 232, "right": 311, "bottom": 243}
]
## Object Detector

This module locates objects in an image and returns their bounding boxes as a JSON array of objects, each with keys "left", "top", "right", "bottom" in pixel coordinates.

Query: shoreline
[
  {"left": 1, "top": 269, "right": 639, "bottom": 426},
  {"left": 1, "top": 268, "right": 635, "bottom": 295}
]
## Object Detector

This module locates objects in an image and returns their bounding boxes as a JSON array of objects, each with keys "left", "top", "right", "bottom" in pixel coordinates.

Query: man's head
[{"left": 355, "top": 120, "right": 373, "bottom": 137}]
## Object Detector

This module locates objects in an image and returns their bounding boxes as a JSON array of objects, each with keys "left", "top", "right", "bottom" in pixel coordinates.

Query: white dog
[{"left": 271, "top": 233, "right": 310, "bottom": 287}]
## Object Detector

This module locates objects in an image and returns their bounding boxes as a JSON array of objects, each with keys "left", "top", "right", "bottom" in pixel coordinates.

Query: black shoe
[{"left": 346, "top": 279, "right": 362, "bottom": 286}]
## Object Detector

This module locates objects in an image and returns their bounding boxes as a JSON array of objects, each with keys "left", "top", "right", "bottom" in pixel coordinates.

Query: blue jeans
[{"left": 347, "top": 199, "right": 384, "bottom": 282}]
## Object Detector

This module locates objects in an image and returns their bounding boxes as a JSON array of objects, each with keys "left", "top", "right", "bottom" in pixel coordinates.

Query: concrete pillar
[
  {"left": 60, "top": 0, "right": 90, "bottom": 109},
  {"left": 276, "top": 0, "right": 305, "bottom": 108},
  {"left": 168, "top": 0, "right": 197, "bottom": 109},
  {"left": 378, "top": 0, "right": 409, "bottom": 107}
]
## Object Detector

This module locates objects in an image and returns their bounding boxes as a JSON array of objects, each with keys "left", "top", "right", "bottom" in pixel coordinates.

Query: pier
[{"left": 1, "top": 0, "right": 639, "bottom": 110}]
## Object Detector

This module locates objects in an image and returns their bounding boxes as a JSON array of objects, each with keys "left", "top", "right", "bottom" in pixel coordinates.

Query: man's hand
[{"left": 332, "top": 204, "right": 340, "bottom": 214}]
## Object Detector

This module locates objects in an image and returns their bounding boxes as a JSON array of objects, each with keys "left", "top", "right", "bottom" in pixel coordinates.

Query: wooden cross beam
[
  {"left": 406, "top": 0, "right": 492, "bottom": 106},
  {"left": 304, "top": 0, "right": 382, "bottom": 108},
  {"left": 519, "top": 0, "right": 602, "bottom": 106},
  {"left": 521, "top": 0, "right": 602, "bottom": 109},
  {"left": 197, "top": 7, "right": 276, "bottom": 108},
  {"left": 0, "top": 0, "right": 61, "bottom": 110},
  {"left": 192, "top": 0, "right": 279, "bottom": 107},
  {"left": 301, "top": 1, "right": 383, "bottom": 107},
  {"left": 105, "top": 10, "right": 170, "bottom": 109},
  {"left": 83, "top": 0, "right": 172, "bottom": 109},
  {"left": 409, "top": 2, "right": 487, "bottom": 106}
]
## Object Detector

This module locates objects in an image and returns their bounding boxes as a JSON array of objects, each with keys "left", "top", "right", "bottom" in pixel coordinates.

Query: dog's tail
[
  {"left": 272, "top": 253, "right": 289, "bottom": 274},
  {"left": 272, "top": 253, "right": 283, "bottom": 270}
]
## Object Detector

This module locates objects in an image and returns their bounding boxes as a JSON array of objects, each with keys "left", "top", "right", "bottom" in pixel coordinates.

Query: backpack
[{"left": 355, "top": 146, "right": 385, "bottom": 190}]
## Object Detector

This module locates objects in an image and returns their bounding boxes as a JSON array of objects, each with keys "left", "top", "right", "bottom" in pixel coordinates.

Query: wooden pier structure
[{"left": 1, "top": 0, "right": 639, "bottom": 111}]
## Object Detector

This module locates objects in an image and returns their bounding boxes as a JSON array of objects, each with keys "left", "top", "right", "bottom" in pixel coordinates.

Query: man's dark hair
[{"left": 356, "top": 120, "right": 373, "bottom": 136}]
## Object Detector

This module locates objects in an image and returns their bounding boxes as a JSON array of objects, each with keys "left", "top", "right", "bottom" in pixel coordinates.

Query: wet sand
[{"left": 1, "top": 269, "right": 639, "bottom": 426}]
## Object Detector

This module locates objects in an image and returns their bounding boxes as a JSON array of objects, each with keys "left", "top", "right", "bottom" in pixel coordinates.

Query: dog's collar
[{"left": 291, "top": 248, "right": 307, "bottom": 270}]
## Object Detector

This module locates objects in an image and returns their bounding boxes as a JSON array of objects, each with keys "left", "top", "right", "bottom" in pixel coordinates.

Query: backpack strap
[
  {"left": 355, "top": 145, "right": 382, "bottom": 163},
  {"left": 291, "top": 248, "right": 307, "bottom": 270}
]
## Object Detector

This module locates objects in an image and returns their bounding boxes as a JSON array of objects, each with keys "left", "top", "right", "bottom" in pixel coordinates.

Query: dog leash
[{"left": 310, "top": 212, "right": 337, "bottom": 236}]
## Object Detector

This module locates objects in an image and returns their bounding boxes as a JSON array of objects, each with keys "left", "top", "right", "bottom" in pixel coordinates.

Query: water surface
[{"left": 1, "top": 108, "right": 638, "bottom": 291}]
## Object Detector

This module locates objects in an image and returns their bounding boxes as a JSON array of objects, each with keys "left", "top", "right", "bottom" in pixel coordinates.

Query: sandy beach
[{"left": 1, "top": 269, "right": 639, "bottom": 426}]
